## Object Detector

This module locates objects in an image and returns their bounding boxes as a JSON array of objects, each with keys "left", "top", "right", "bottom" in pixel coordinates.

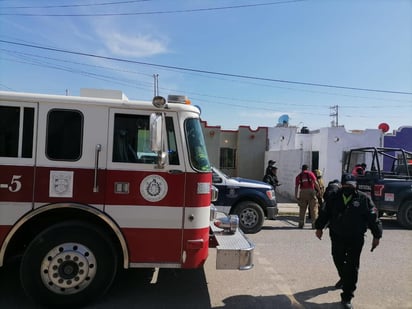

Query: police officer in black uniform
[
  {"left": 263, "top": 166, "right": 280, "bottom": 190},
  {"left": 315, "top": 173, "right": 382, "bottom": 309}
]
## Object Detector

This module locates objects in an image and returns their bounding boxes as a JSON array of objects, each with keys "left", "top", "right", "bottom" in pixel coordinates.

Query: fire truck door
[
  {"left": 0, "top": 102, "right": 37, "bottom": 219},
  {"left": 105, "top": 109, "right": 186, "bottom": 264},
  {"left": 33, "top": 104, "right": 108, "bottom": 208}
]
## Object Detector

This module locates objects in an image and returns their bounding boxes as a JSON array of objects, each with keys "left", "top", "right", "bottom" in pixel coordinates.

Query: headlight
[{"left": 266, "top": 189, "right": 275, "bottom": 200}]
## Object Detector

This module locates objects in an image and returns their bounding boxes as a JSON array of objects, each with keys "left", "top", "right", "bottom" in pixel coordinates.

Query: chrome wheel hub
[{"left": 40, "top": 243, "right": 97, "bottom": 294}]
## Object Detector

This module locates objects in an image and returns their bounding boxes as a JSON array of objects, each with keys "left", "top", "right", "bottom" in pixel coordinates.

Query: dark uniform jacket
[
  {"left": 263, "top": 174, "right": 279, "bottom": 189},
  {"left": 315, "top": 189, "right": 383, "bottom": 240}
]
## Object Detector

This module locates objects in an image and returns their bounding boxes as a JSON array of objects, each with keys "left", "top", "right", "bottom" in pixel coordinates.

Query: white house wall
[{"left": 266, "top": 126, "right": 383, "bottom": 200}]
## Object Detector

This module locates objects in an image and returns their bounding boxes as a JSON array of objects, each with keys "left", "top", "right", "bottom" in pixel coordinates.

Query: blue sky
[{"left": 1, "top": 0, "right": 411, "bottom": 132}]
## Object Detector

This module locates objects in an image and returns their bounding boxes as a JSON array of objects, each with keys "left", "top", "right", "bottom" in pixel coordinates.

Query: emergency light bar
[
  {"left": 168, "top": 95, "right": 191, "bottom": 105},
  {"left": 152, "top": 95, "right": 191, "bottom": 109}
]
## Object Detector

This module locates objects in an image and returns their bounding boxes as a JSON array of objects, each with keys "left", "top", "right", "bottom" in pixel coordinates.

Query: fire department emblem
[
  {"left": 49, "top": 171, "right": 74, "bottom": 198},
  {"left": 140, "top": 175, "right": 168, "bottom": 202}
]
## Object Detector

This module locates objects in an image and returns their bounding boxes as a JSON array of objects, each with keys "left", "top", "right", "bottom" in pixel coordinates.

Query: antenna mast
[
  {"left": 330, "top": 105, "right": 339, "bottom": 127},
  {"left": 153, "top": 74, "right": 159, "bottom": 96}
]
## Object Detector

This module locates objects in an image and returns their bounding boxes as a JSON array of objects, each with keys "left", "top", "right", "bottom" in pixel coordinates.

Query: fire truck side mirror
[
  {"left": 150, "top": 113, "right": 163, "bottom": 152},
  {"left": 150, "top": 113, "right": 167, "bottom": 168}
]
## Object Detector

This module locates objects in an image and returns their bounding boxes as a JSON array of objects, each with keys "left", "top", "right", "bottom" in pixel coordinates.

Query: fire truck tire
[
  {"left": 233, "top": 201, "right": 264, "bottom": 234},
  {"left": 20, "top": 221, "right": 118, "bottom": 308},
  {"left": 397, "top": 201, "right": 412, "bottom": 229}
]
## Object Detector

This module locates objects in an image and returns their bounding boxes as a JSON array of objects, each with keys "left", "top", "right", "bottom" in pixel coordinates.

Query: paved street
[
  {"left": 205, "top": 212, "right": 412, "bottom": 309},
  {"left": 0, "top": 205, "right": 411, "bottom": 309}
]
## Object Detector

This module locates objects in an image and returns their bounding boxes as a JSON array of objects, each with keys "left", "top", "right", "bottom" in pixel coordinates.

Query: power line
[
  {"left": 4, "top": 46, "right": 410, "bottom": 105},
  {"left": 0, "top": 0, "right": 307, "bottom": 16},
  {"left": 1, "top": 39, "right": 411, "bottom": 96},
  {"left": 1, "top": 0, "right": 152, "bottom": 9}
]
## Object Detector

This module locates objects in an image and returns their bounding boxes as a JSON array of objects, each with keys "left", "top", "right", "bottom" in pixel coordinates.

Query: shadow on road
[
  {"left": 214, "top": 285, "right": 341, "bottom": 308},
  {"left": 0, "top": 261, "right": 212, "bottom": 309},
  {"left": 1, "top": 260, "right": 343, "bottom": 309}
]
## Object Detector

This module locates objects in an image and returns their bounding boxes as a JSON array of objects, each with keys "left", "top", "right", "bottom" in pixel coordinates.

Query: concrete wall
[
  {"left": 266, "top": 126, "right": 383, "bottom": 199},
  {"left": 237, "top": 126, "right": 267, "bottom": 180},
  {"left": 202, "top": 121, "right": 267, "bottom": 179},
  {"left": 265, "top": 149, "right": 307, "bottom": 200}
]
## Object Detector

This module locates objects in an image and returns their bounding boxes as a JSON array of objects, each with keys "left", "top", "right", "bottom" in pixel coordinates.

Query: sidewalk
[
  {"left": 277, "top": 202, "right": 299, "bottom": 215},
  {"left": 276, "top": 194, "right": 299, "bottom": 214}
]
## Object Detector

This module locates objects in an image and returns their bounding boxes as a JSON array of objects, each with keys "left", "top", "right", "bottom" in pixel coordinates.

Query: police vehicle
[{"left": 212, "top": 167, "right": 278, "bottom": 234}]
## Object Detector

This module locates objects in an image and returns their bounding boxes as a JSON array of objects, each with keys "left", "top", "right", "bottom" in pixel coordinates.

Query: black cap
[
  {"left": 341, "top": 173, "right": 357, "bottom": 186},
  {"left": 302, "top": 164, "right": 308, "bottom": 170}
]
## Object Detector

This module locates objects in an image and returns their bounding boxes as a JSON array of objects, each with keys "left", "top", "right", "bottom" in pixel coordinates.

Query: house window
[{"left": 220, "top": 148, "right": 236, "bottom": 169}]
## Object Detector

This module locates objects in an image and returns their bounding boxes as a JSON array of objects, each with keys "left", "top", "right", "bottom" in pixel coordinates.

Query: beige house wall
[{"left": 201, "top": 121, "right": 267, "bottom": 179}]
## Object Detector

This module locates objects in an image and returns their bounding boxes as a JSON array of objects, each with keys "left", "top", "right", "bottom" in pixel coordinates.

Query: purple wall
[
  {"left": 384, "top": 126, "right": 412, "bottom": 151},
  {"left": 383, "top": 126, "right": 412, "bottom": 170}
]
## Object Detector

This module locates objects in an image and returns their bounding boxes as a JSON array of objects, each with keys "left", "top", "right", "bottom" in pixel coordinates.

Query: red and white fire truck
[{"left": 0, "top": 89, "right": 253, "bottom": 307}]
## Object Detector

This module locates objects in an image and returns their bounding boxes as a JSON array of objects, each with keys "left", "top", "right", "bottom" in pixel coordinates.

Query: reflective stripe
[
  {"left": 0, "top": 202, "right": 210, "bottom": 230},
  {"left": 106, "top": 205, "right": 210, "bottom": 229}
]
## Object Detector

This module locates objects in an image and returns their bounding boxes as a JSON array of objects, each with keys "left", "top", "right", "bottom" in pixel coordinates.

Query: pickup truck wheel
[
  {"left": 398, "top": 201, "right": 412, "bottom": 229},
  {"left": 233, "top": 201, "right": 264, "bottom": 234},
  {"left": 20, "top": 221, "right": 118, "bottom": 308}
]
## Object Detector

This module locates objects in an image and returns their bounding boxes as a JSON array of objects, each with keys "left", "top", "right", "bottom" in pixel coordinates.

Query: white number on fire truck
[{"left": 0, "top": 175, "right": 22, "bottom": 192}]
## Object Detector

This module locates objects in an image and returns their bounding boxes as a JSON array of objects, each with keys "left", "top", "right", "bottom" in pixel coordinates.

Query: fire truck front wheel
[{"left": 20, "top": 221, "right": 118, "bottom": 308}]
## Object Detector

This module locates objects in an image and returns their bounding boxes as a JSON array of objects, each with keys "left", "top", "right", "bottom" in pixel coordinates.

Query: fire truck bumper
[{"left": 210, "top": 223, "right": 254, "bottom": 270}]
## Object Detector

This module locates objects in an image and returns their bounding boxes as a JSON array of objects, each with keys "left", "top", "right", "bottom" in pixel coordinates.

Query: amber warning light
[{"left": 168, "top": 95, "right": 191, "bottom": 105}]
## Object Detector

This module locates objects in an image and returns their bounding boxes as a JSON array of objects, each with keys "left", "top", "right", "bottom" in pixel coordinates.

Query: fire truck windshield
[{"left": 185, "top": 118, "right": 210, "bottom": 172}]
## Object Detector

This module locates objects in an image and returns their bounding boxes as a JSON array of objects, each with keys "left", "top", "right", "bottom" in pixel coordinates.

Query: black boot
[{"left": 340, "top": 293, "right": 353, "bottom": 309}]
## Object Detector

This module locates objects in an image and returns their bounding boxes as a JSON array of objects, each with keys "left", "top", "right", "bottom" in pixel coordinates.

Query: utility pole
[
  {"left": 153, "top": 74, "right": 159, "bottom": 96},
  {"left": 330, "top": 105, "right": 339, "bottom": 127}
]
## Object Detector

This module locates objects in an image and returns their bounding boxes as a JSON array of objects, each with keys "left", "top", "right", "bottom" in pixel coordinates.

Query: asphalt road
[{"left": 0, "top": 214, "right": 411, "bottom": 309}]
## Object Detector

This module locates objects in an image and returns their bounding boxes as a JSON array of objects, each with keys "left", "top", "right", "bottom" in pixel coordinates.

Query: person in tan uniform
[
  {"left": 295, "top": 164, "right": 320, "bottom": 228},
  {"left": 314, "top": 169, "right": 325, "bottom": 206}
]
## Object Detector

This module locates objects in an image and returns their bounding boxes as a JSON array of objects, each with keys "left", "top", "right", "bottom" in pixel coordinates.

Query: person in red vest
[
  {"left": 351, "top": 163, "right": 366, "bottom": 176},
  {"left": 295, "top": 164, "right": 320, "bottom": 228}
]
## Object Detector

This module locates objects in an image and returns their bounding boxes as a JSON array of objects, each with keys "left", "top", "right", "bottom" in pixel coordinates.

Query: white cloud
[{"left": 98, "top": 31, "right": 168, "bottom": 58}]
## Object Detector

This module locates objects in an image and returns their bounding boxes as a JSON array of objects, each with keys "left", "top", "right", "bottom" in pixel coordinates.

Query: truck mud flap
[{"left": 210, "top": 224, "right": 254, "bottom": 270}]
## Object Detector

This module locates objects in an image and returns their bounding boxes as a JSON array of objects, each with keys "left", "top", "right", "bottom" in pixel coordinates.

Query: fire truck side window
[
  {"left": 0, "top": 106, "right": 34, "bottom": 158},
  {"left": 113, "top": 114, "right": 179, "bottom": 165},
  {"left": 166, "top": 117, "right": 179, "bottom": 165},
  {"left": 46, "top": 109, "right": 83, "bottom": 161},
  {"left": 185, "top": 118, "right": 210, "bottom": 171},
  {"left": 22, "top": 107, "right": 35, "bottom": 158}
]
